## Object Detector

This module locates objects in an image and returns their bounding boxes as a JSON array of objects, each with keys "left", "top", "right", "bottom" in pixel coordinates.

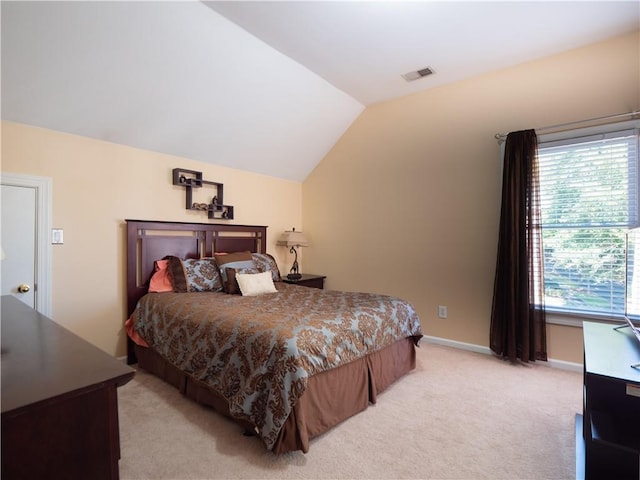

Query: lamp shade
[{"left": 277, "top": 228, "right": 309, "bottom": 247}]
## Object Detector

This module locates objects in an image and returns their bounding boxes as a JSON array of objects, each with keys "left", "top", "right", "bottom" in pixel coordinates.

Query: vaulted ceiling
[{"left": 2, "top": 1, "right": 638, "bottom": 181}]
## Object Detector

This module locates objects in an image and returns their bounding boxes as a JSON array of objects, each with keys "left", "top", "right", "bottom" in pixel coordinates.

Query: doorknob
[{"left": 17, "top": 284, "right": 31, "bottom": 293}]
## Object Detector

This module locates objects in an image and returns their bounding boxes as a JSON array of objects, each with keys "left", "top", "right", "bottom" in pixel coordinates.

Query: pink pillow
[{"left": 148, "top": 259, "right": 173, "bottom": 292}]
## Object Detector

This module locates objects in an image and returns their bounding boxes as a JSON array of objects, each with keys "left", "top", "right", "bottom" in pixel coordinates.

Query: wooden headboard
[{"left": 126, "top": 219, "right": 267, "bottom": 314}]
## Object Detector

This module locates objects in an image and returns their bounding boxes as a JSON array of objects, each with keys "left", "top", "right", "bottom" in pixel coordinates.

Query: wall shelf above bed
[{"left": 173, "top": 168, "right": 234, "bottom": 220}]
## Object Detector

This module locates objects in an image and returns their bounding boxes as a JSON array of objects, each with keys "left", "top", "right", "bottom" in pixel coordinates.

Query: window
[{"left": 537, "top": 121, "right": 640, "bottom": 318}]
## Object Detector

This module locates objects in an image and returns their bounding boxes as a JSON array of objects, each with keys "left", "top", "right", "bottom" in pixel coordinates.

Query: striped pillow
[{"left": 214, "top": 251, "right": 256, "bottom": 293}]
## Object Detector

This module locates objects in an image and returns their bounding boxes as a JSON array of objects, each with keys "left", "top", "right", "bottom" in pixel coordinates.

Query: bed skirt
[{"left": 134, "top": 336, "right": 418, "bottom": 454}]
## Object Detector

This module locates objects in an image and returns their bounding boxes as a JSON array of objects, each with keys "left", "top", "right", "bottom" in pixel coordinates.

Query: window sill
[{"left": 546, "top": 310, "right": 624, "bottom": 328}]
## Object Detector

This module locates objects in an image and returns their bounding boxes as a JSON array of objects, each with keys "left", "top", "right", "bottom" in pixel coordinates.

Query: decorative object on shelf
[
  {"left": 277, "top": 227, "right": 309, "bottom": 280},
  {"left": 172, "top": 168, "right": 234, "bottom": 220}
]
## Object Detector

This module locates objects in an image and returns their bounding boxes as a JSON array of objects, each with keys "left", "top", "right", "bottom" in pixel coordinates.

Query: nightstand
[{"left": 282, "top": 274, "right": 326, "bottom": 289}]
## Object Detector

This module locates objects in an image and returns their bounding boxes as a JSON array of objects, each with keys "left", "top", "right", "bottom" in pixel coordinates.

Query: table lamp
[{"left": 277, "top": 228, "right": 309, "bottom": 280}]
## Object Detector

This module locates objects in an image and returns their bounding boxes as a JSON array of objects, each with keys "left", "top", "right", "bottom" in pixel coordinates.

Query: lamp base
[{"left": 287, "top": 273, "right": 302, "bottom": 280}]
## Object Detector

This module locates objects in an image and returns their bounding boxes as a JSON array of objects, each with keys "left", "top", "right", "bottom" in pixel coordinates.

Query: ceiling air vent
[{"left": 401, "top": 66, "right": 435, "bottom": 82}]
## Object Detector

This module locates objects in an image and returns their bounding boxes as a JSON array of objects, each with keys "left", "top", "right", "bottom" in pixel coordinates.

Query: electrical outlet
[{"left": 438, "top": 305, "right": 448, "bottom": 319}]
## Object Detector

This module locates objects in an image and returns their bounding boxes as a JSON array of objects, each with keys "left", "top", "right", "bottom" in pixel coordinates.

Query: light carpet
[{"left": 118, "top": 343, "right": 582, "bottom": 480}]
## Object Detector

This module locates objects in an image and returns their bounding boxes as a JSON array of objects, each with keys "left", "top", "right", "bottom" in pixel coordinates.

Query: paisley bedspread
[{"left": 128, "top": 282, "right": 423, "bottom": 450}]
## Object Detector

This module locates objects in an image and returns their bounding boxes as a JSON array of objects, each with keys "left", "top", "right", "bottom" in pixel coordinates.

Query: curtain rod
[{"left": 494, "top": 110, "right": 640, "bottom": 141}]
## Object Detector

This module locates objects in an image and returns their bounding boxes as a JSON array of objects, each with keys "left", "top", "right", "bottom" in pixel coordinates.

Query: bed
[{"left": 125, "top": 219, "right": 423, "bottom": 454}]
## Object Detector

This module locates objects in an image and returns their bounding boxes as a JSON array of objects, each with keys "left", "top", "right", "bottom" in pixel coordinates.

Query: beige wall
[
  {"left": 2, "top": 32, "right": 637, "bottom": 364},
  {"left": 302, "top": 32, "right": 640, "bottom": 364},
  {"left": 1, "top": 122, "right": 302, "bottom": 357}
]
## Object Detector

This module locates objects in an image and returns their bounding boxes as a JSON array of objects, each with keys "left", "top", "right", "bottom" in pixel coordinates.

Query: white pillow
[{"left": 236, "top": 271, "right": 278, "bottom": 296}]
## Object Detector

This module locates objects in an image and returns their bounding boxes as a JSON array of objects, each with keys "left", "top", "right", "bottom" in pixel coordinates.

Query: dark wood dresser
[
  {"left": 1, "top": 295, "right": 135, "bottom": 480},
  {"left": 581, "top": 321, "right": 640, "bottom": 479}
]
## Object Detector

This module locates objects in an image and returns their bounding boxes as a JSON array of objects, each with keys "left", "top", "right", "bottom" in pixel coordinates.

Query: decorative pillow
[
  {"left": 165, "top": 256, "right": 189, "bottom": 293},
  {"left": 214, "top": 251, "right": 256, "bottom": 293},
  {"left": 161, "top": 256, "right": 223, "bottom": 293},
  {"left": 148, "top": 259, "right": 173, "bottom": 293},
  {"left": 236, "top": 271, "right": 278, "bottom": 296},
  {"left": 224, "top": 266, "right": 260, "bottom": 294},
  {"left": 182, "top": 258, "right": 223, "bottom": 292},
  {"left": 251, "top": 253, "right": 282, "bottom": 282}
]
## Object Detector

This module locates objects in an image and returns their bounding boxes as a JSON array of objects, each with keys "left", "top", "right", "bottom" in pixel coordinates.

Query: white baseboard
[
  {"left": 422, "top": 335, "right": 492, "bottom": 355},
  {"left": 546, "top": 358, "right": 583, "bottom": 373},
  {"left": 422, "top": 335, "right": 583, "bottom": 373}
]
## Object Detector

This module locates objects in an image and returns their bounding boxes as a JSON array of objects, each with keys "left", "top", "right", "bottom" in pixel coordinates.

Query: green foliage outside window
[{"left": 538, "top": 133, "right": 636, "bottom": 315}]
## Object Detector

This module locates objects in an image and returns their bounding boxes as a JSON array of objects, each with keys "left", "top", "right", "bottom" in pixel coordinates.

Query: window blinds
[{"left": 537, "top": 128, "right": 639, "bottom": 316}]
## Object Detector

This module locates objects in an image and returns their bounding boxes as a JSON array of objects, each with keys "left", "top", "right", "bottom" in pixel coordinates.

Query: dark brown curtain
[{"left": 490, "top": 129, "right": 547, "bottom": 362}]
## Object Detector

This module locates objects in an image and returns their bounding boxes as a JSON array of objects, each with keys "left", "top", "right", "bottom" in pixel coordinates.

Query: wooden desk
[
  {"left": 581, "top": 321, "right": 640, "bottom": 480},
  {"left": 1, "top": 295, "right": 135, "bottom": 480}
]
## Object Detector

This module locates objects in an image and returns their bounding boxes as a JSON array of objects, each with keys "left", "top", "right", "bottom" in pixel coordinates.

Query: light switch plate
[{"left": 52, "top": 229, "right": 64, "bottom": 244}]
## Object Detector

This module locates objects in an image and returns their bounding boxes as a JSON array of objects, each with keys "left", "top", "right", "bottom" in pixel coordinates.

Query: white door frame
[{"left": 1, "top": 173, "right": 52, "bottom": 316}]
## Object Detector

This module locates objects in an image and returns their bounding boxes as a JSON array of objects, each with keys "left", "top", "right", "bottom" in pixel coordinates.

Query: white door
[
  {"left": 0, "top": 174, "right": 52, "bottom": 315},
  {"left": 1, "top": 184, "right": 36, "bottom": 308}
]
